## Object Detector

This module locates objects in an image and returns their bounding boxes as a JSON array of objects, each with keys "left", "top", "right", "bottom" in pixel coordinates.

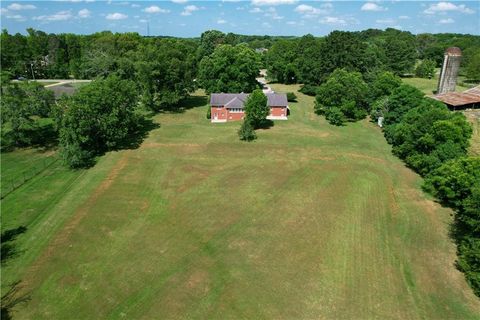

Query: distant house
[
  {"left": 255, "top": 48, "right": 268, "bottom": 54},
  {"left": 210, "top": 93, "right": 289, "bottom": 123}
]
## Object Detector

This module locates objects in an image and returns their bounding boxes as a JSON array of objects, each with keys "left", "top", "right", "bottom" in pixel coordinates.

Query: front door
[{"left": 214, "top": 113, "right": 218, "bottom": 120}]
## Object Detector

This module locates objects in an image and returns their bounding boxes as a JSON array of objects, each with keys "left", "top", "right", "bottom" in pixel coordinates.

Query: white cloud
[
  {"left": 252, "top": 0, "right": 297, "bottom": 6},
  {"left": 131, "top": 4, "right": 140, "bottom": 8},
  {"left": 439, "top": 18, "right": 455, "bottom": 24},
  {"left": 78, "top": 9, "right": 91, "bottom": 18},
  {"left": 181, "top": 5, "right": 199, "bottom": 16},
  {"left": 217, "top": 18, "right": 227, "bottom": 24},
  {"left": 424, "top": 2, "right": 474, "bottom": 14},
  {"left": 320, "top": 16, "right": 347, "bottom": 25},
  {"left": 172, "top": 0, "right": 188, "bottom": 3},
  {"left": 33, "top": 10, "right": 73, "bottom": 21},
  {"left": 376, "top": 18, "right": 395, "bottom": 24},
  {"left": 263, "top": 6, "right": 283, "bottom": 19},
  {"left": 286, "top": 20, "right": 296, "bottom": 25},
  {"left": 294, "top": 4, "right": 329, "bottom": 16},
  {"left": 399, "top": 15, "right": 410, "bottom": 19},
  {"left": 106, "top": 12, "right": 128, "bottom": 20},
  {"left": 144, "top": 6, "right": 169, "bottom": 13},
  {"left": 0, "top": 8, "right": 8, "bottom": 15},
  {"left": 361, "top": 2, "right": 386, "bottom": 12},
  {"left": 7, "top": 3, "right": 36, "bottom": 10},
  {"left": 139, "top": 19, "right": 148, "bottom": 23},
  {"left": 250, "top": 7, "right": 263, "bottom": 13},
  {"left": 6, "top": 14, "right": 27, "bottom": 21}
]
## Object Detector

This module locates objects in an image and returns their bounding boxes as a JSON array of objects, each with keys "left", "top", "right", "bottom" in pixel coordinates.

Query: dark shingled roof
[{"left": 210, "top": 93, "right": 288, "bottom": 108}]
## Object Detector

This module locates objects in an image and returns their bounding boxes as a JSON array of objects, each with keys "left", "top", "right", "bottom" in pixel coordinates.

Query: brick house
[{"left": 210, "top": 93, "right": 289, "bottom": 123}]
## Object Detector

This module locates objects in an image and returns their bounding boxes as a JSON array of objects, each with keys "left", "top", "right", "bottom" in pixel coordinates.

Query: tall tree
[
  {"left": 198, "top": 44, "right": 260, "bottom": 94},
  {"left": 314, "top": 69, "right": 369, "bottom": 122},
  {"left": 244, "top": 89, "right": 269, "bottom": 128},
  {"left": 57, "top": 76, "right": 140, "bottom": 168},
  {"left": 315, "top": 31, "right": 373, "bottom": 83},
  {"left": 266, "top": 39, "right": 298, "bottom": 84},
  {"left": 198, "top": 30, "right": 226, "bottom": 58},
  {"left": 383, "top": 29, "right": 417, "bottom": 75}
]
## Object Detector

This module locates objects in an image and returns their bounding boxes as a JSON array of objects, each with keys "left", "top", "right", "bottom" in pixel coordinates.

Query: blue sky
[{"left": 1, "top": 1, "right": 479, "bottom": 37}]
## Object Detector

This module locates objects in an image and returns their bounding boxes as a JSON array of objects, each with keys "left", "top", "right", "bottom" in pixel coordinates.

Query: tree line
[
  {"left": 264, "top": 28, "right": 480, "bottom": 90},
  {"left": 1, "top": 27, "right": 479, "bottom": 296}
]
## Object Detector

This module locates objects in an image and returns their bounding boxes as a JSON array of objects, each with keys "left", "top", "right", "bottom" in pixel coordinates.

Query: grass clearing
[
  {"left": 464, "top": 110, "right": 480, "bottom": 156},
  {"left": 2, "top": 86, "right": 480, "bottom": 319},
  {"left": 401, "top": 76, "right": 470, "bottom": 95}
]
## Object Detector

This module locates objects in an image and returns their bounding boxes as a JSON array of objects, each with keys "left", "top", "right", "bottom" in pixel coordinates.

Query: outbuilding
[{"left": 430, "top": 85, "right": 480, "bottom": 110}]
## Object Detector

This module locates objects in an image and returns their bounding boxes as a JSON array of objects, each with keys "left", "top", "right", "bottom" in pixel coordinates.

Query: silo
[{"left": 437, "top": 47, "right": 462, "bottom": 94}]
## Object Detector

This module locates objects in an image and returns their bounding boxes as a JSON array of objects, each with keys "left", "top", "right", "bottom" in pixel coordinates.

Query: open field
[
  {"left": 2, "top": 85, "right": 480, "bottom": 319},
  {"left": 465, "top": 110, "right": 480, "bottom": 156},
  {"left": 401, "top": 76, "right": 471, "bottom": 95}
]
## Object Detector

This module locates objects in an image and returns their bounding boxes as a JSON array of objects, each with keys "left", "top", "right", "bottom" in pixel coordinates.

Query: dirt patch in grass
[{"left": 141, "top": 142, "right": 202, "bottom": 149}]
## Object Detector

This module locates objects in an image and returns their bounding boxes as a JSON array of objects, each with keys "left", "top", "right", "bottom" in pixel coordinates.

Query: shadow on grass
[
  {"left": 0, "top": 123, "right": 58, "bottom": 153},
  {"left": 160, "top": 95, "right": 208, "bottom": 114},
  {"left": 114, "top": 117, "right": 160, "bottom": 151},
  {"left": 1, "top": 226, "right": 27, "bottom": 265},
  {"left": 256, "top": 119, "right": 275, "bottom": 130},
  {"left": 1, "top": 281, "right": 31, "bottom": 320}
]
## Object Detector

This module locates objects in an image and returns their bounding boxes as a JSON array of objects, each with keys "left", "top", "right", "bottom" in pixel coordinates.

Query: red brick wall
[
  {"left": 270, "top": 106, "right": 287, "bottom": 117},
  {"left": 226, "top": 109, "right": 245, "bottom": 121},
  {"left": 211, "top": 107, "right": 227, "bottom": 120}
]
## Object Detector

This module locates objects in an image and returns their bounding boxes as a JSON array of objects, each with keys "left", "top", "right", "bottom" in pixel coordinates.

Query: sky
[{"left": 1, "top": 0, "right": 479, "bottom": 37}]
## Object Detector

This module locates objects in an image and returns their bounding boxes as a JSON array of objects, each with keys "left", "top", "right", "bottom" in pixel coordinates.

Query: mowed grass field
[
  {"left": 401, "top": 75, "right": 470, "bottom": 94},
  {"left": 2, "top": 85, "right": 480, "bottom": 319}
]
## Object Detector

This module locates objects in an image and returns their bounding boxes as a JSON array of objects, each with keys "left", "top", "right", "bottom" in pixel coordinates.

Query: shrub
[
  {"left": 299, "top": 84, "right": 318, "bottom": 96},
  {"left": 415, "top": 59, "right": 436, "bottom": 79},
  {"left": 206, "top": 105, "right": 211, "bottom": 119},
  {"left": 286, "top": 92, "right": 297, "bottom": 102},
  {"left": 325, "top": 107, "right": 345, "bottom": 126},
  {"left": 238, "top": 120, "right": 257, "bottom": 141}
]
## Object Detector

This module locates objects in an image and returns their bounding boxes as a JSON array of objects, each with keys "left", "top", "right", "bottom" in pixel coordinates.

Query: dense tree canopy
[
  {"left": 1, "top": 80, "right": 55, "bottom": 147},
  {"left": 382, "top": 30, "right": 417, "bottom": 75},
  {"left": 244, "top": 89, "right": 269, "bottom": 128},
  {"left": 382, "top": 84, "right": 425, "bottom": 126},
  {"left": 385, "top": 100, "right": 471, "bottom": 175},
  {"left": 314, "top": 69, "right": 369, "bottom": 123},
  {"left": 198, "top": 44, "right": 260, "bottom": 94},
  {"left": 424, "top": 157, "right": 480, "bottom": 296},
  {"left": 415, "top": 59, "right": 436, "bottom": 79},
  {"left": 57, "top": 76, "right": 139, "bottom": 168},
  {"left": 134, "top": 39, "right": 196, "bottom": 111},
  {"left": 266, "top": 40, "right": 299, "bottom": 84}
]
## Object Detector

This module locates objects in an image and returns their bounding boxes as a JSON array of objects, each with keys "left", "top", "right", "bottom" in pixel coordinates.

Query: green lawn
[
  {"left": 465, "top": 111, "right": 480, "bottom": 156},
  {"left": 2, "top": 86, "right": 480, "bottom": 319},
  {"left": 401, "top": 76, "right": 470, "bottom": 95},
  {"left": 0, "top": 149, "right": 58, "bottom": 197}
]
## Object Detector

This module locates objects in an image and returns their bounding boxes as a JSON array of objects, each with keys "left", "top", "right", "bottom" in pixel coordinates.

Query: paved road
[{"left": 12, "top": 79, "right": 92, "bottom": 87}]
